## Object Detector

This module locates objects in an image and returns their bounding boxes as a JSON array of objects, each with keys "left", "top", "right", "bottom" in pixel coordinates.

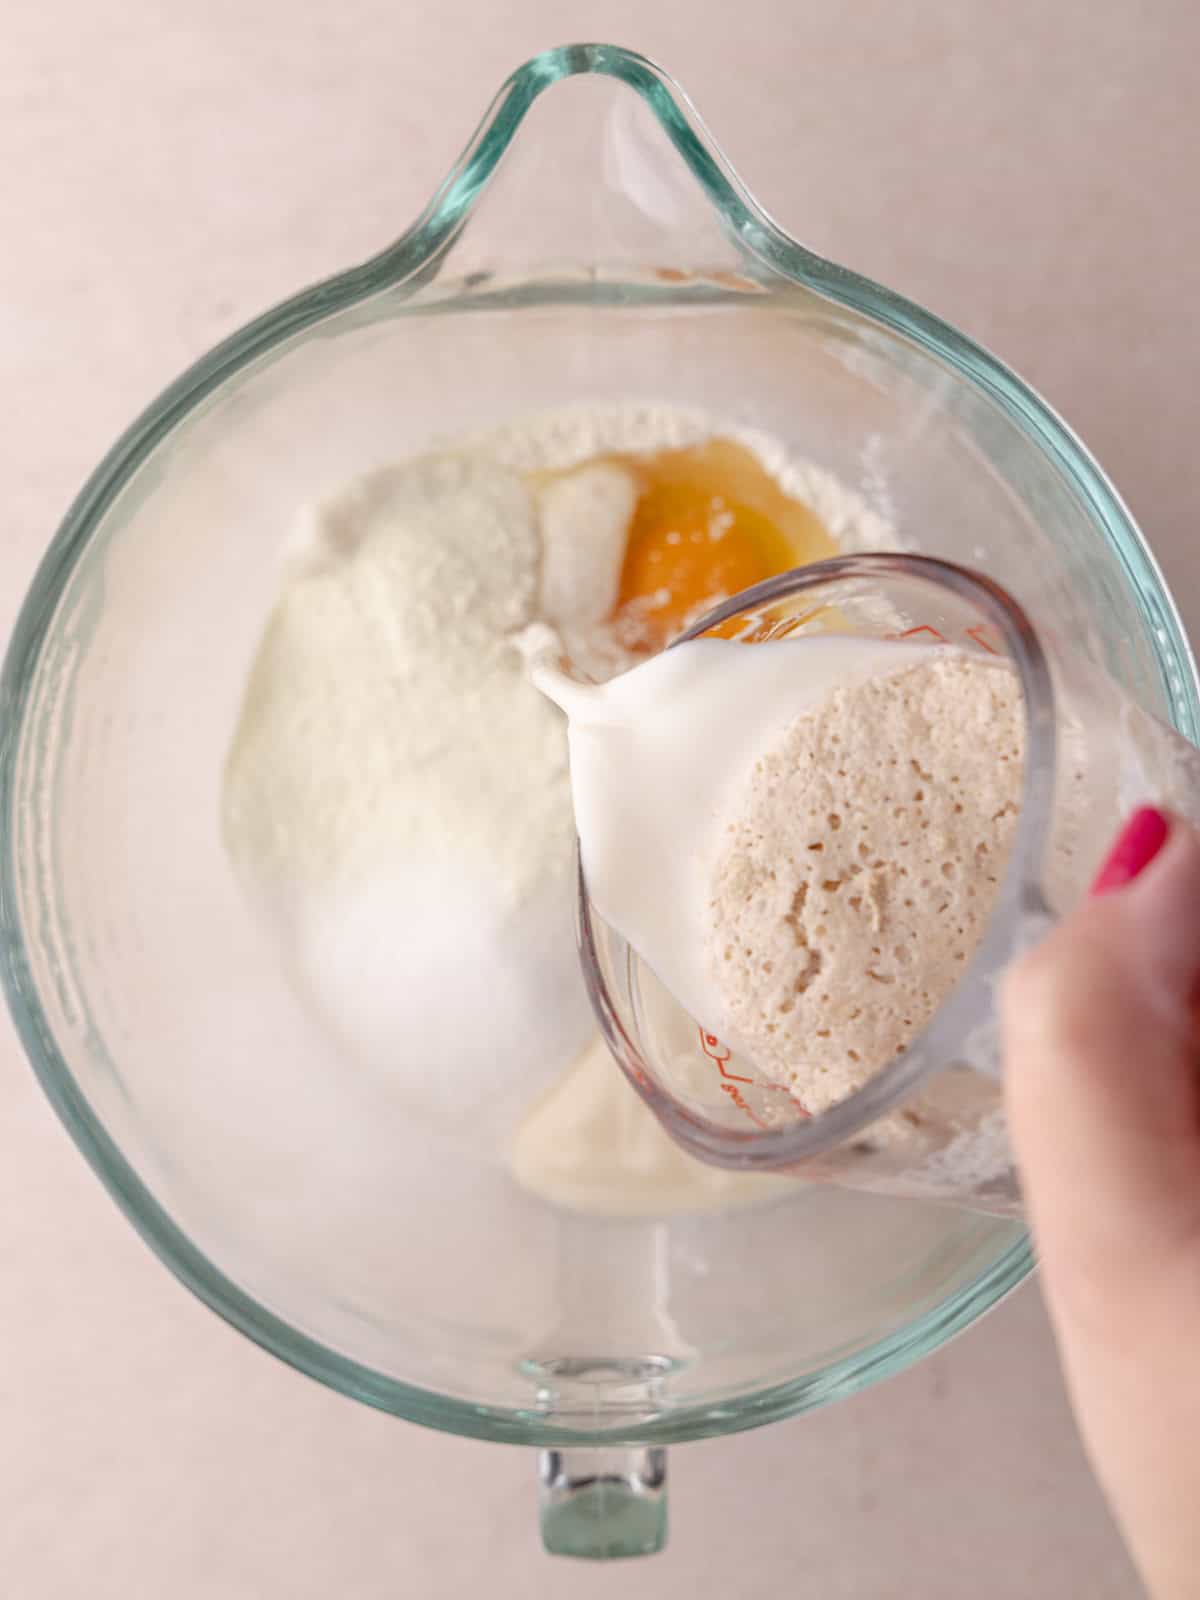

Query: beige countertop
[{"left": 6, "top": 1, "right": 1196, "bottom": 1593}]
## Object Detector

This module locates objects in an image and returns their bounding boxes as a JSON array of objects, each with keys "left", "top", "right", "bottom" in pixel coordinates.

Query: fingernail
[{"left": 1090, "top": 806, "right": 1171, "bottom": 896}]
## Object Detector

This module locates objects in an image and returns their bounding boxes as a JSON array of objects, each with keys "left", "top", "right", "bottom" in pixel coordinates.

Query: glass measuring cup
[{"left": 580, "top": 551, "right": 1200, "bottom": 1216}]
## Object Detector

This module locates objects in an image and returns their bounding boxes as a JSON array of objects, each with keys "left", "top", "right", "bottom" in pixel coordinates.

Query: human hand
[{"left": 1003, "top": 807, "right": 1200, "bottom": 1598}]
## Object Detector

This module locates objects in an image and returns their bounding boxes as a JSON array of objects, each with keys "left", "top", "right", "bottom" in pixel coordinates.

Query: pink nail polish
[{"left": 1089, "top": 806, "right": 1170, "bottom": 896}]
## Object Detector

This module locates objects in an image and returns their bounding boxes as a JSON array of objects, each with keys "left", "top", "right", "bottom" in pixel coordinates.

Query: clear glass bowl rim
[{"left": 2, "top": 41, "right": 1196, "bottom": 1447}]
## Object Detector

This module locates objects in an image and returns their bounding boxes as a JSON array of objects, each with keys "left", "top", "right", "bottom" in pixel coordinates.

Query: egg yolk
[{"left": 610, "top": 438, "right": 837, "bottom": 651}]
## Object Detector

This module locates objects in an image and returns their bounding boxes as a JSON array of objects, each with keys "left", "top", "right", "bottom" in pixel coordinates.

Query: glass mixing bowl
[{"left": 3, "top": 44, "right": 1196, "bottom": 1559}]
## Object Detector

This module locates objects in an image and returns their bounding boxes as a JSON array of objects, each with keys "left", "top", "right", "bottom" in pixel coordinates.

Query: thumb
[{"left": 1003, "top": 809, "right": 1200, "bottom": 1309}]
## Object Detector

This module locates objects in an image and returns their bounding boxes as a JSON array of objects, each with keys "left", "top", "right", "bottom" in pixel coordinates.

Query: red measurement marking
[
  {"left": 699, "top": 1027, "right": 813, "bottom": 1124},
  {"left": 767, "top": 1084, "right": 813, "bottom": 1119},
  {"left": 964, "top": 623, "right": 1001, "bottom": 655},
  {"left": 698, "top": 1027, "right": 754, "bottom": 1083},
  {"left": 720, "top": 1079, "right": 769, "bottom": 1128},
  {"left": 888, "top": 624, "right": 947, "bottom": 643}
]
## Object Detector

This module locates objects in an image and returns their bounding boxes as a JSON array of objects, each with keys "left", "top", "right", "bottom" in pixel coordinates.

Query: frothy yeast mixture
[{"left": 529, "top": 633, "right": 1025, "bottom": 1114}]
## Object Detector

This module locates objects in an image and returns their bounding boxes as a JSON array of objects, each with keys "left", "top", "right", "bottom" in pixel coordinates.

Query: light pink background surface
[{"left": 6, "top": 2, "right": 1197, "bottom": 1593}]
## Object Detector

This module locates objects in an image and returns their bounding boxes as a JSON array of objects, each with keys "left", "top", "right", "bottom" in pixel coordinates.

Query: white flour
[
  {"left": 222, "top": 404, "right": 897, "bottom": 1166},
  {"left": 227, "top": 452, "right": 567, "bottom": 892}
]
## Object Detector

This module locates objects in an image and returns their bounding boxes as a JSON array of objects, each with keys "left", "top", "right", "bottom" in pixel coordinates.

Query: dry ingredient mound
[
  {"left": 224, "top": 451, "right": 572, "bottom": 895},
  {"left": 707, "top": 654, "right": 1025, "bottom": 1112},
  {"left": 222, "top": 450, "right": 592, "bottom": 1141},
  {"left": 222, "top": 400, "right": 903, "bottom": 1188}
]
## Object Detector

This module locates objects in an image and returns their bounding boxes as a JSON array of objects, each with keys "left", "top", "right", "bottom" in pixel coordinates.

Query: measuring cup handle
[{"left": 537, "top": 1446, "right": 668, "bottom": 1558}]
